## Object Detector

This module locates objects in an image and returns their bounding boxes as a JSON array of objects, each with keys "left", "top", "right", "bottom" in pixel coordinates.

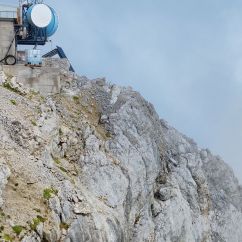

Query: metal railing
[{"left": 0, "top": 11, "right": 17, "bottom": 19}]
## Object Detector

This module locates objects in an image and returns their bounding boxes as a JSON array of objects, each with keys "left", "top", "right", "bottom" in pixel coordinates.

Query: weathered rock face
[{"left": 0, "top": 69, "right": 241, "bottom": 242}]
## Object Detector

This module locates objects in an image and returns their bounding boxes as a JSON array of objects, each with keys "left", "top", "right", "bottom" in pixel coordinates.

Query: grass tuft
[
  {"left": 31, "top": 120, "right": 37, "bottom": 126},
  {"left": 73, "top": 96, "right": 80, "bottom": 103},
  {"left": 12, "top": 225, "right": 24, "bottom": 235},
  {"left": 3, "top": 234, "right": 13, "bottom": 242},
  {"left": 10, "top": 99, "right": 17, "bottom": 105},
  {"left": 43, "top": 188, "right": 58, "bottom": 200},
  {"left": 3, "top": 82, "right": 19, "bottom": 94},
  {"left": 30, "top": 216, "right": 46, "bottom": 231},
  {"left": 59, "top": 166, "right": 67, "bottom": 173},
  {"left": 33, "top": 208, "right": 41, "bottom": 213},
  {"left": 53, "top": 158, "right": 61, "bottom": 165},
  {"left": 60, "top": 222, "right": 69, "bottom": 230}
]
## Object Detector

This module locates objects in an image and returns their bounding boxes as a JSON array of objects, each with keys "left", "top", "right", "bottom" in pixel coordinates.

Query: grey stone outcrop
[{"left": 0, "top": 70, "right": 241, "bottom": 241}]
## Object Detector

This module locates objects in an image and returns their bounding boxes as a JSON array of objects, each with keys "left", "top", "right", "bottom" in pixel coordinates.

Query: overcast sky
[{"left": 5, "top": 0, "right": 242, "bottom": 183}]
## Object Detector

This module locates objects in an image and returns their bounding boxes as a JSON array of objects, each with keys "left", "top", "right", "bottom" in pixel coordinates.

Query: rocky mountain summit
[{"left": 0, "top": 67, "right": 241, "bottom": 242}]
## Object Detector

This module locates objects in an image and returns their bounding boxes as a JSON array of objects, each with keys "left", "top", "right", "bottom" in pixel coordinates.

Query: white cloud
[{"left": 6, "top": 0, "right": 242, "bottom": 182}]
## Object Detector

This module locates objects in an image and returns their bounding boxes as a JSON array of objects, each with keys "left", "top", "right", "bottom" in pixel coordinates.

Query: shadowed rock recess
[{"left": 0, "top": 67, "right": 241, "bottom": 242}]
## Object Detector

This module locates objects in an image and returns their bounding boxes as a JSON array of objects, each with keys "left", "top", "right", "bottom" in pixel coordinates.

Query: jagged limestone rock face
[{"left": 0, "top": 70, "right": 241, "bottom": 242}]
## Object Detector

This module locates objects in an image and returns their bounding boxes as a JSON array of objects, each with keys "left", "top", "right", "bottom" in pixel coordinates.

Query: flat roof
[
  {"left": 0, "top": 4, "right": 17, "bottom": 19},
  {"left": 0, "top": 4, "right": 17, "bottom": 11}
]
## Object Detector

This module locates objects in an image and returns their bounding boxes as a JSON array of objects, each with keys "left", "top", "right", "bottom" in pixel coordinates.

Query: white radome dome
[{"left": 30, "top": 4, "right": 52, "bottom": 28}]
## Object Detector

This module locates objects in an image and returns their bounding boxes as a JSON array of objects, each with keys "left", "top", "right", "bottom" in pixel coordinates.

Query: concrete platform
[{"left": 2, "top": 64, "right": 61, "bottom": 96}]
